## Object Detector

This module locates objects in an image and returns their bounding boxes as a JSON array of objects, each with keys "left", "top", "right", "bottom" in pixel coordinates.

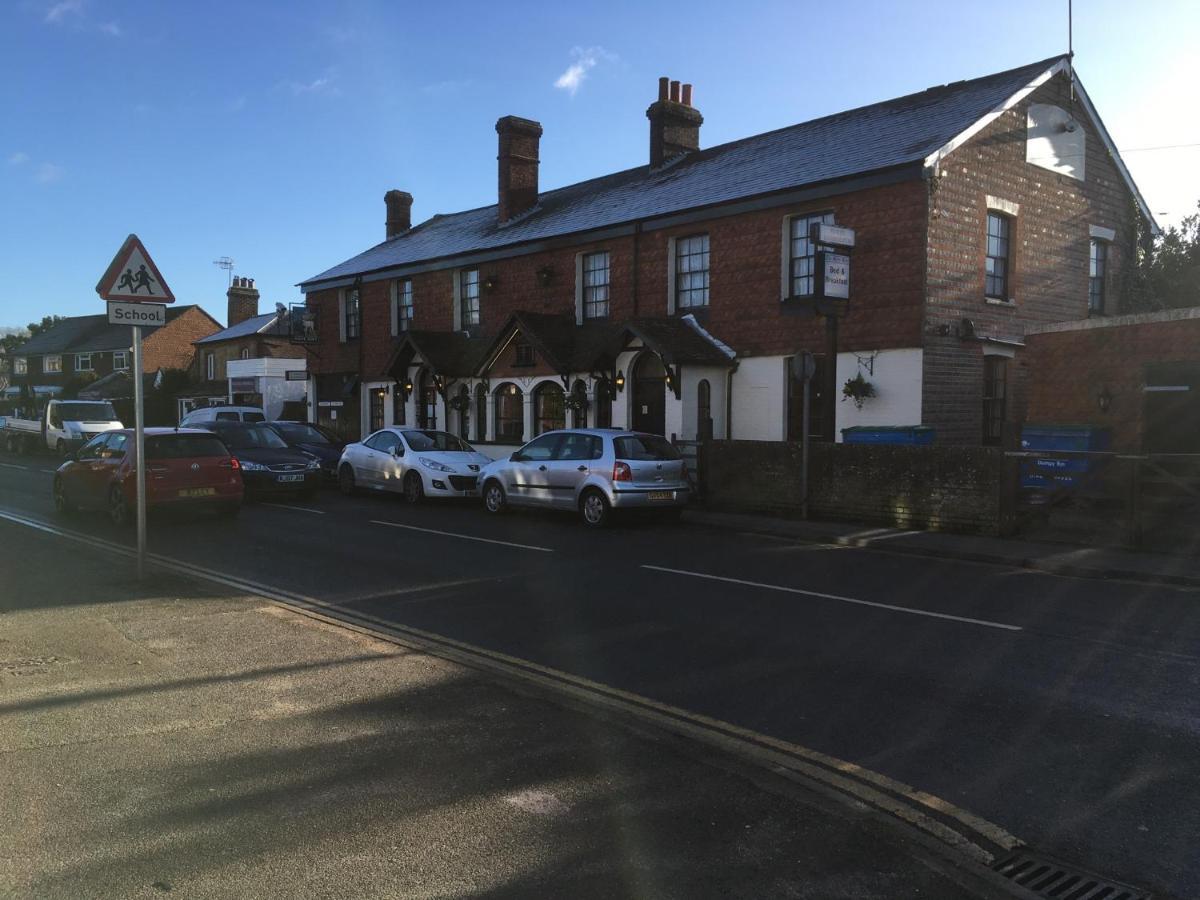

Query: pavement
[
  {"left": 0, "top": 521, "right": 1018, "bottom": 900},
  {"left": 685, "top": 508, "right": 1200, "bottom": 588}
]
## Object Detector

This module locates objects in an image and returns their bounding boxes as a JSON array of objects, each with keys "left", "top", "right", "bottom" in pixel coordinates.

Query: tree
[
  {"left": 0, "top": 315, "right": 67, "bottom": 354},
  {"left": 1122, "top": 200, "right": 1200, "bottom": 312}
]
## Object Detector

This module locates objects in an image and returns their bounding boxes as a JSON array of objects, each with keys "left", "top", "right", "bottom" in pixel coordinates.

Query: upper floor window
[
  {"left": 394, "top": 279, "right": 413, "bottom": 333},
  {"left": 75, "top": 353, "right": 93, "bottom": 372},
  {"left": 985, "top": 212, "right": 1012, "bottom": 300},
  {"left": 460, "top": 269, "right": 481, "bottom": 327},
  {"left": 44, "top": 355, "right": 62, "bottom": 373},
  {"left": 205, "top": 353, "right": 215, "bottom": 381},
  {"left": 676, "top": 234, "right": 710, "bottom": 309},
  {"left": 343, "top": 287, "right": 361, "bottom": 340},
  {"left": 14, "top": 357, "right": 27, "bottom": 375},
  {"left": 1088, "top": 239, "right": 1108, "bottom": 315},
  {"left": 514, "top": 336, "right": 535, "bottom": 367},
  {"left": 112, "top": 350, "right": 128, "bottom": 370},
  {"left": 788, "top": 212, "right": 834, "bottom": 298},
  {"left": 583, "top": 251, "right": 610, "bottom": 319}
]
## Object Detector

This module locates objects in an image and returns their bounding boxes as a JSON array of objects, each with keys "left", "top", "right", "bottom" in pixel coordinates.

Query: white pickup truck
[{"left": 0, "top": 400, "right": 124, "bottom": 456}]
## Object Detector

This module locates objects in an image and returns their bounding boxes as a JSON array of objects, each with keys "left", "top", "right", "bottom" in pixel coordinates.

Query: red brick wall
[
  {"left": 923, "top": 73, "right": 1140, "bottom": 444},
  {"left": 143, "top": 306, "right": 221, "bottom": 372},
  {"left": 1026, "top": 312, "right": 1200, "bottom": 451}
]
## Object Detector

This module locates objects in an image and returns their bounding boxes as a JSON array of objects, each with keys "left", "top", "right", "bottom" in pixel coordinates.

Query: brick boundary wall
[{"left": 700, "top": 440, "right": 1011, "bottom": 535}]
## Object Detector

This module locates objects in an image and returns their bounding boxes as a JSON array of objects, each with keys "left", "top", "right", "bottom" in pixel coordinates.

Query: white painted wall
[
  {"left": 730, "top": 356, "right": 787, "bottom": 441},
  {"left": 834, "top": 348, "right": 924, "bottom": 440},
  {"left": 226, "top": 358, "right": 307, "bottom": 420}
]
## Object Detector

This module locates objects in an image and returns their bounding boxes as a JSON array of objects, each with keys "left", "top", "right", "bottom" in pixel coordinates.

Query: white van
[{"left": 179, "top": 406, "right": 266, "bottom": 426}]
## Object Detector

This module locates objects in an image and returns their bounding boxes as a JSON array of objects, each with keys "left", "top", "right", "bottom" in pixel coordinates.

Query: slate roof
[
  {"left": 385, "top": 330, "right": 491, "bottom": 379},
  {"left": 195, "top": 312, "right": 280, "bottom": 344},
  {"left": 302, "top": 56, "right": 1068, "bottom": 289},
  {"left": 12, "top": 306, "right": 206, "bottom": 356}
]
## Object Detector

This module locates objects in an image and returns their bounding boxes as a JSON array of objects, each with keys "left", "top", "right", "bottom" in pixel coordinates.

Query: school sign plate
[{"left": 96, "top": 234, "right": 176, "bottom": 303}]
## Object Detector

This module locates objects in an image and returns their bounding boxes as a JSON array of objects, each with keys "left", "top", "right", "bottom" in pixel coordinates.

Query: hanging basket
[{"left": 841, "top": 372, "right": 877, "bottom": 410}]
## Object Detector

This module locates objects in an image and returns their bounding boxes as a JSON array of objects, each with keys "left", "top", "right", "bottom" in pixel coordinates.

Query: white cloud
[
  {"left": 98, "top": 20, "right": 120, "bottom": 36},
  {"left": 7, "top": 152, "right": 29, "bottom": 166},
  {"left": 34, "top": 162, "right": 64, "bottom": 184},
  {"left": 43, "top": 0, "right": 84, "bottom": 24},
  {"left": 287, "top": 71, "right": 340, "bottom": 97},
  {"left": 553, "top": 46, "right": 614, "bottom": 97}
]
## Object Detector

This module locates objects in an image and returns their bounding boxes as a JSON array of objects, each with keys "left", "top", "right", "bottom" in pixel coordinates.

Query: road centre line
[
  {"left": 370, "top": 519, "right": 554, "bottom": 553},
  {"left": 260, "top": 502, "right": 325, "bottom": 515},
  {"left": 0, "top": 463, "right": 30, "bottom": 472},
  {"left": 642, "top": 565, "right": 1023, "bottom": 632}
]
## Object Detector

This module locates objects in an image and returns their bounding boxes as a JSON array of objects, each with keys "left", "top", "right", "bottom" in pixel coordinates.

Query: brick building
[
  {"left": 177, "top": 276, "right": 308, "bottom": 420},
  {"left": 5, "top": 305, "right": 220, "bottom": 402},
  {"left": 298, "top": 57, "right": 1155, "bottom": 449}
]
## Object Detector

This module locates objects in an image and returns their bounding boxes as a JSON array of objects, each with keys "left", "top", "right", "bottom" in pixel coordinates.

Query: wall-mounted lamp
[
  {"left": 1097, "top": 385, "right": 1113, "bottom": 413},
  {"left": 483, "top": 274, "right": 499, "bottom": 292},
  {"left": 536, "top": 266, "right": 554, "bottom": 287},
  {"left": 403, "top": 378, "right": 414, "bottom": 395},
  {"left": 614, "top": 370, "right": 625, "bottom": 392}
]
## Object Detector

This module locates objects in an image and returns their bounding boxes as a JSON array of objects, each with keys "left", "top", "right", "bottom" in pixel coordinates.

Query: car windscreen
[
  {"left": 146, "top": 435, "right": 230, "bottom": 459},
  {"left": 213, "top": 424, "right": 289, "bottom": 450},
  {"left": 55, "top": 402, "right": 117, "bottom": 422},
  {"left": 273, "top": 423, "right": 330, "bottom": 444},
  {"left": 614, "top": 435, "right": 681, "bottom": 461},
  {"left": 244, "top": 412, "right": 265, "bottom": 422},
  {"left": 402, "top": 430, "right": 473, "bottom": 453}
]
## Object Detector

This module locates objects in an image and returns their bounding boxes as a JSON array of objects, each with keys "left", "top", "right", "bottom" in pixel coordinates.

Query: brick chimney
[
  {"left": 647, "top": 76, "right": 703, "bottom": 168},
  {"left": 385, "top": 190, "right": 413, "bottom": 239},
  {"left": 227, "top": 276, "right": 259, "bottom": 328},
  {"left": 496, "top": 116, "right": 543, "bottom": 223}
]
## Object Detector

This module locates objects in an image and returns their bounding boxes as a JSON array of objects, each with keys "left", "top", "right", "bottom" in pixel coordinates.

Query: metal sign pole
[
  {"left": 131, "top": 325, "right": 147, "bottom": 579},
  {"left": 801, "top": 372, "right": 811, "bottom": 520}
]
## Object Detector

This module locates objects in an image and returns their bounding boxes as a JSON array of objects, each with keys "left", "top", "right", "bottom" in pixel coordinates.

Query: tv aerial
[{"left": 212, "top": 256, "right": 235, "bottom": 287}]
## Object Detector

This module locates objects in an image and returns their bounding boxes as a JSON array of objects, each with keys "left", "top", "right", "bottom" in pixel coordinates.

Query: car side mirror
[{"left": 510, "top": 452, "right": 525, "bottom": 462}]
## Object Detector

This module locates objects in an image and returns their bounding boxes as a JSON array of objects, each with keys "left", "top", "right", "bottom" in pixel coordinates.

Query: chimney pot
[
  {"left": 495, "top": 115, "right": 543, "bottom": 223},
  {"left": 384, "top": 190, "right": 413, "bottom": 239},
  {"left": 227, "top": 274, "right": 260, "bottom": 328},
  {"left": 669, "top": 80, "right": 681, "bottom": 102},
  {"left": 658, "top": 76, "right": 669, "bottom": 101},
  {"left": 681, "top": 83, "right": 693, "bottom": 106},
  {"left": 646, "top": 76, "right": 703, "bottom": 168}
]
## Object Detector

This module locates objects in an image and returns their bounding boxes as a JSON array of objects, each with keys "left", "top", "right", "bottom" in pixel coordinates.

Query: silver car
[
  {"left": 338, "top": 428, "right": 493, "bottom": 502},
  {"left": 479, "top": 429, "right": 690, "bottom": 527}
]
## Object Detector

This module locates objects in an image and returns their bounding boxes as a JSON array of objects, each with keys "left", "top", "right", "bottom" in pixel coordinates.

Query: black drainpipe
[{"left": 632, "top": 221, "right": 642, "bottom": 317}]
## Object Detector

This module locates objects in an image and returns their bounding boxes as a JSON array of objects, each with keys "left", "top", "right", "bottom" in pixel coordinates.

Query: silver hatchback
[{"left": 478, "top": 429, "right": 690, "bottom": 527}]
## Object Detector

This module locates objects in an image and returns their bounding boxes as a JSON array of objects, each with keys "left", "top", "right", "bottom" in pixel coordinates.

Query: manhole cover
[{"left": 992, "top": 850, "right": 1151, "bottom": 899}]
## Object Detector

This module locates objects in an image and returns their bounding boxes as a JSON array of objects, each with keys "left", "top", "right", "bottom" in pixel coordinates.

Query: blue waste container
[{"left": 841, "top": 425, "right": 935, "bottom": 445}]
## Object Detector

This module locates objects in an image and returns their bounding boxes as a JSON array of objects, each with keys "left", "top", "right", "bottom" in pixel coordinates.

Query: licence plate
[
  {"left": 647, "top": 491, "right": 674, "bottom": 501},
  {"left": 178, "top": 487, "right": 216, "bottom": 498},
  {"left": 277, "top": 474, "right": 305, "bottom": 483}
]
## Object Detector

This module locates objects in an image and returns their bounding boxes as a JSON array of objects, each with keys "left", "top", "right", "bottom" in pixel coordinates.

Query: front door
[{"left": 632, "top": 353, "right": 666, "bottom": 435}]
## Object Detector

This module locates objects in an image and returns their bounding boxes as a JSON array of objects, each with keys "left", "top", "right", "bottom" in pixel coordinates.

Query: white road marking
[
  {"left": 260, "top": 502, "right": 325, "bottom": 515},
  {"left": 370, "top": 519, "right": 554, "bottom": 553},
  {"left": 641, "top": 565, "right": 1023, "bottom": 632},
  {"left": 0, "top": 463, "right": 30, "bottom": 472},
  {"left": 860, "top": 529, "right": 921, "bottom": 543}
]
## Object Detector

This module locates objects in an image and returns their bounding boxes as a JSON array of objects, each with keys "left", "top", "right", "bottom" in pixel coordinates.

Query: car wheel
[
  {"left": 404, "top": 471, "right": 425, "bottom": 504},
  {"left": 338, "top": 465, "right": 358, "bottom": 497},
  {"left": 483, "top": 480, "right": 507, "bottom": 515},
  {"left": 580, "top": 488, "right": 612, "bottom": 528},
  {"left": 108, "top": 485, "right": 132, "bottom": 528},
  {"left": 52, "top": 477, "right": 75, "bottom": 515}
]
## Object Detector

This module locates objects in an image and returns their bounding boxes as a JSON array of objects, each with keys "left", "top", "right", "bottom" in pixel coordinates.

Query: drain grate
[{"left": 991, "top": 851, "right": 1151, "bottom": 900}]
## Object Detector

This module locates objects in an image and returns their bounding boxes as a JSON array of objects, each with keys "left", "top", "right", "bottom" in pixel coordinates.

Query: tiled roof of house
[
  {"left": 195, "top": 312, "right": 280, "bottom": 344},
  {"left": 12, "top": 306, "right": 204, "bottom": 355},
  {"left": 302, "top": 56, "right": 1068, "bottom": 289}
]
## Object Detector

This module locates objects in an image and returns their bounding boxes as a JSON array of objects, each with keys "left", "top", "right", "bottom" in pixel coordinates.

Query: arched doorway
[
  {"left": 533, "top": 382, "right": 565, "bottom": 436},
  {"left": 417, "top": 369, "right": 437, "bottom": 429},
  {"left": 570, "top": 379, "right": 589, "bottom": 429},
  {"left": 632, "top": 353, "right": 666, "bottom": 435}
]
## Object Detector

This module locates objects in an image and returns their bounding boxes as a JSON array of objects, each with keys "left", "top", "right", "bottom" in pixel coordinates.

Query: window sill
[{"left": 985, "top": 297, "right": 1016, "bottom": 307}]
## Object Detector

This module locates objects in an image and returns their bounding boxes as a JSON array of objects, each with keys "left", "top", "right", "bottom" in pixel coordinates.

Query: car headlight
[
  {"left": 419, "top": 457, "right": 454, "bottom": 473},
  {"left": 305, "top": 457, "right": 321, "bottom": 470},
  {"left": 240, "top": 460, "right": 267, "bottom": 472}
]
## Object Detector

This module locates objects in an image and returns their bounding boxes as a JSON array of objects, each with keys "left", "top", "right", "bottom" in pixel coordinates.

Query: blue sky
[{"left": 2, "top": 0, "right": 1198, "bottom": 329}]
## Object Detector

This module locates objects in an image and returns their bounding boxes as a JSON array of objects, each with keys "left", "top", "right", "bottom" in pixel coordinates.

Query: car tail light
[
  {"left": 222, "top": 457, "right": 240, "bottom": 470},
  {"left": 612, "top": 461, "right": 632, "bottom": 482}
]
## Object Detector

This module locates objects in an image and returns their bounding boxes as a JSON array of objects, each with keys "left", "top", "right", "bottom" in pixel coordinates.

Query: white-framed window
[
  {"left": 1088, "top": 239, "right": 1108, "bottom": 314},
  {"left": 205, "top": 353, "right": 215, "bottom": 381},
  {"left": 582, "top": 251, "right": 610, "bottom": 319},
  {"left": 343, "top": 286, "right": 360, "bottom": 340},
  {"left": 75, "top": 353, "right": 93, "bottom": 372},
  {"left": 985, "top": 212, "right": 1013, "bottom": 300},
  {"left": 392, "top": 279, "right": 413, "bottom": 334},
  {"left": 112, "top": 350, "right": 128, "bottom": 370},
  {"left": 675, "top": 234, "right": 710, "bottom": 310},
  {"left": 14, "top": 357, "right": 27, "bottom": 375},
  {"left": 459, "top": 269, "right": 480, "bottom": 327},
  {"left": 43, "top": 355, "right": 62, "bottom": 373},
  {"left": 786, "top": 212, "right": 835, "bottom": 298}
]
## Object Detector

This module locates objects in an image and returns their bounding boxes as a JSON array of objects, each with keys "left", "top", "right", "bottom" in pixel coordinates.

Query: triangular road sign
[{"left": 96, "top": 234, "right": 175, "bottom": 303}]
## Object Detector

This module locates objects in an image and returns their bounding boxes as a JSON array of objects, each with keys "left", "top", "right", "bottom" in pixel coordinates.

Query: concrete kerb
[{"left": 682, "top": 509, "right": 1200, "bottom": 590}]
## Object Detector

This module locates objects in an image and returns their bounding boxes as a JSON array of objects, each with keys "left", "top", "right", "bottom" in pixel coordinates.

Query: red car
[{"left": 53, "top": 427, "right": 244, "bottom": 525}]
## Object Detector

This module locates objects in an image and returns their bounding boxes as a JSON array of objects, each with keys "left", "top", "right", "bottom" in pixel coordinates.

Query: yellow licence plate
[
  {"left": 178, "top": 487, "right": 217, "bottom": 498},
  {"left": 647, "top": 491, "right": 674, "bottom": 501}
]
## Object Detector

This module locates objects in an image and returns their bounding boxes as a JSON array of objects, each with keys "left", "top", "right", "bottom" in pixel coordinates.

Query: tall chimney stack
[
  {"left": 385, "top": 190, "right": 413, "bottom": 239},
  {"left": 646, "top": 75, "right": 703, "bottom": 168},
  {"left": 227, "top": 275, "right": 260, "bottom": 328},
  {"left": 495, "top": 115, "right": 543, "bottom": 223}
]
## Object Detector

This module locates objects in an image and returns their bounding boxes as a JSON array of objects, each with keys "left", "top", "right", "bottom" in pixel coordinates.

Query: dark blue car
[{"left": 266, "top": 421, "right": 347, "bottom": 483}]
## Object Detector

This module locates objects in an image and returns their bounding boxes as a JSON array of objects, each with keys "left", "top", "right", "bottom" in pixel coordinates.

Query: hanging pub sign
[{"left": 815, "top": 250, "right": 850, "bottom": 302}]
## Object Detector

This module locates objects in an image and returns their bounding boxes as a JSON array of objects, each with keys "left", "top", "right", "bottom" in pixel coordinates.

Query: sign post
[
  {"left": 810, "top": 224, "right": 855, "bottom": 446},
  {"left": 790, "top": 351, "right": 817, "bottom": 519},
  {"left": 96, "top": 234, "right": 175, "bottom": 579}
]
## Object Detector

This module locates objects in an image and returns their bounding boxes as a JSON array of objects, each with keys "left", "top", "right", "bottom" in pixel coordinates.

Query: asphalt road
[{"left": 3, "top": 457, "right": 1198, "bottom": 898}]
